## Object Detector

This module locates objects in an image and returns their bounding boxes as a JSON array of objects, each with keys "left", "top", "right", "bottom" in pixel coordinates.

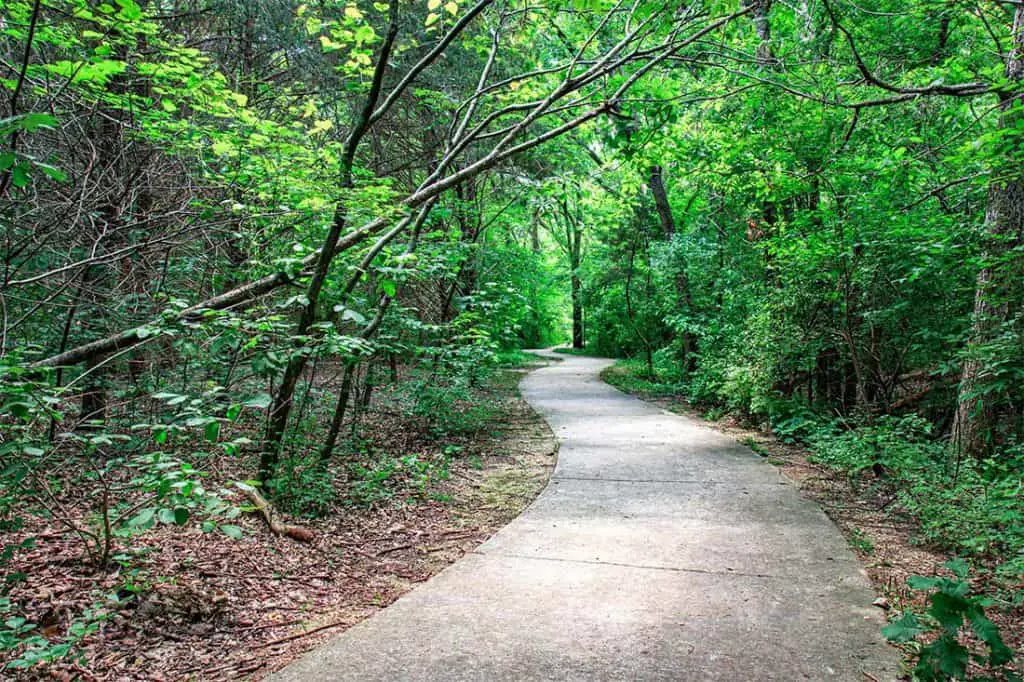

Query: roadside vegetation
[
  {"left": 605, "top": 358, "right": 1022, "bottom": 680},
  {"left": 1, "top": 0, "right": 1022, "bottom": 678}
]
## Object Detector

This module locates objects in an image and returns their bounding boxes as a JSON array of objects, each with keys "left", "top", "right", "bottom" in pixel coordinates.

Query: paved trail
[{"left": 272, "top": 352, "right": 899, "bottom": 681}]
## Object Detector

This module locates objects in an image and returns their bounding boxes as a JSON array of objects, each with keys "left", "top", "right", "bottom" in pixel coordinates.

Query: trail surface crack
[
  {"left": 552, "top": 475, "right": 786, "bottom": 486},
  {"left": 471, "top": 550, "right": 790, "bottom": 579}
]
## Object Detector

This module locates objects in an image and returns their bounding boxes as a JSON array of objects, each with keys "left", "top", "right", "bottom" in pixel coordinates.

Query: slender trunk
[
  {"left": 319, "top": 361, "right": 357, "bottom": 462},
  {"left": 570, "top": 225, "right": 583, "bottom": 349},
  {"left": 319, "top": 201, "right": 433, "bottom": 463},
  {"left": 260, "top": 5, "right": 400, "bottom": 482},
  {"left": 527, "top": 207, "right": 543, "bottom": 346},
  {"left": 571, "top": 271, "right": 583, "bottom": 349},
  {"left": 649, "top": 166, "right": 675, "bottom": 237}
]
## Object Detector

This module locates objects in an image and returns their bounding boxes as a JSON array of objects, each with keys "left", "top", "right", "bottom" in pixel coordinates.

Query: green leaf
[
  {"left": 944, "top": 558, "right": 969, "bottom": 580},
  {"left": 906, "top": 575, "right": 943, "bottom": 591},
  {"left": 243, "top": 394, "right": 272, "bottom": 409},
  {"left": 11, "top": 164, "right": 29, "bottom": 188},
  {"left": 882, "top": 612, "right": 924, "bottom": 643},
  {"left": 115, "top": 0, "right": 142, "bottom": 19},
  {"left": 381, "top": 279, "right": 397, "bottom": 298},
  {"left": 220, "top": 524, "right": 243, "bottom": 539},
  {"left": 204, "top": 421, "right": 220, "bottom": 442},
  {"left": 929, "top": 591, "right": 968, "bottom": 633},
  {"left": 36, "top": 163, "right": 67, "bottom": 182},
  {"left": 340, "top": 308, "right": 367, "bottom": 325},
  {"left": 968, "top": 611, "right": 1013, "bottom": 665},
  {"left": 127, "top": 508, "right": 155, "bottom": 529}
]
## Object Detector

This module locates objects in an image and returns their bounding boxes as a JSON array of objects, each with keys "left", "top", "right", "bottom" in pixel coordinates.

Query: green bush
[
  {"left": 883, "top": 559, "right": 1016, "bottom": 681},
  {"left": 809, "top": 419, "right": 1024, "bottom": 576},
  {"left": 346, "top": 453, "right": 450, "bottom": 507},
  {"left": 265, "top": 456, "right": 338, "bottom": 517}
]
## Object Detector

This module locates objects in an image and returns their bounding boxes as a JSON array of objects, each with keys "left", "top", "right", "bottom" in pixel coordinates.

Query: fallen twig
[
  {"left": 235, "top": 618, "right": 302, "bottom": 633},
  {"left": 376, "top": 543, "right": 416, "bottom": 556},
  {"left": 252, "top": 619, "right": 353, "bottom": 649}
]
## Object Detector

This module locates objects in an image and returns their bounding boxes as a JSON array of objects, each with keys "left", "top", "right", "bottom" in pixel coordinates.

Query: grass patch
[
  {"left": 600, "top": 359, "right": 681, "bottom": 398},
  {"left": 495, "top": 349, "right": 542, "bottom": 367},
  {"left": 552, "top": 346, "right": 613, "bottom": 358}
]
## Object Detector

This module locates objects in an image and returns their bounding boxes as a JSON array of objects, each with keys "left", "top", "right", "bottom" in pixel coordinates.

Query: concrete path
[{"left": 271, "top": 352, "right": 899, "bottom": 681}]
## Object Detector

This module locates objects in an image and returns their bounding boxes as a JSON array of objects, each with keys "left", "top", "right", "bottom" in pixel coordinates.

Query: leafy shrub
[
  {"left": 265, "top": 456, "right": 338, "bottom": 517},
  {"left": 403, "top": 379, "right": 495, "bottom": 436},
  {"left": 0, "top": 597, "right": 107, "bottom": 672},
  {"left": 810, "top": 419, "right": 1024, "bottom": 575},
  {"left": 883, "top": 559, "right": 1016, "bottom": 681},
  {"left": 346, "top": 453, "right": 450, "bottom": 507},
  {"left": 809, "top": 415, "right": 939, "bottom": 476}
]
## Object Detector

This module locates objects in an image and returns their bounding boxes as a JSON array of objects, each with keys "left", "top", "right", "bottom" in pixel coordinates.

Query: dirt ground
[{"left": 2, "top": 363, "right": 558, "bottom": 681}]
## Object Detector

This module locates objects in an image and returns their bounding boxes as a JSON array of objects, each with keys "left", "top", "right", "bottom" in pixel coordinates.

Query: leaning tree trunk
[
  {"left": 952, "top": 6, "right": 1024, "bottom": 457},
  {"left": 260, "top": 4, "right": 400, "bottom": 482}
]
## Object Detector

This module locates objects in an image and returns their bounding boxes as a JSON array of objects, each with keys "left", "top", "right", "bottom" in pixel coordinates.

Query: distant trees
[{"left": 578, "top": 0, "right": 1022, "bottom": 460}]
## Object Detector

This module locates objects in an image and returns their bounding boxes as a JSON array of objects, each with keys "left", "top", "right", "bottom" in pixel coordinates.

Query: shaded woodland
[{"left": 0, "top": 0, "right": 1022, "bottom": 678}]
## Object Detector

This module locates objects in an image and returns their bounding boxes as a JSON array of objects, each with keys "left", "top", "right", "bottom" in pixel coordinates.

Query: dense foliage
[
  {"left": 0, "top": 0, "right": 1022, "bottom": 676},
  {"left": 581, "top": 0, "right": 1024, "bottom": 575}
]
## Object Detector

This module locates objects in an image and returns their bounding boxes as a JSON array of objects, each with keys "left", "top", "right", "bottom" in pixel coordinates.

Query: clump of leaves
[
  {"left": 346, "top": 453, "right": 450, "bottom": 507},
  {"left": 265, "top": 456, "right": 338, "bottom": 517},
  {"left": 883, "top": 559, "right": 1017, "bottom": 681},
  {"left": 0, "top": 597, "right": 107, "bottom": 672}
]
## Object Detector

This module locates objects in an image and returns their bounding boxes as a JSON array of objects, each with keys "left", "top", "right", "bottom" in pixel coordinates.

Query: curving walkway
[{"left": 271, "top": 352, "right": 899, "bottom": 681}]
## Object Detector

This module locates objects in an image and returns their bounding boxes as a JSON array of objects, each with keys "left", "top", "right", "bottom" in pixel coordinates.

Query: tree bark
[
  {"left": 566, "top": 201, "right": 584, "bottom": 349},
  {"left": 745, "top": 0, "right": 775, "bottom": 67},
  {"left": 259, "top": 2, "right": 400, "bottom": 482},
  {"left": 649, "top": 166, "right": 675, "bottom": 237},
  {"left": 648, "top": 166, "right": 696, "bottom": 372},
  {"left": 952, "top": 6, "right": 1024, "bottom": 456}
]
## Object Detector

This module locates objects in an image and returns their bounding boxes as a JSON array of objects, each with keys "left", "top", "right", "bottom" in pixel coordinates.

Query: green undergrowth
[
  {"left": 495, "top": 349, "right": 544, "bottom": 368},
  {"left": 551, "top": 346, "right": 612, "bottom": 358},
  {"left": 267, "top": 358, "right": 523, "bottom": 517},
  {"left": 601, "top": 358, "right": 684, "bottom": 398}
]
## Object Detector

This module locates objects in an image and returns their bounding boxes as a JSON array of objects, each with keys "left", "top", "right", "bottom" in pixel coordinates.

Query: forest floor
[
  {"left": 4, "top": 360, "right": 558, "bottom": 680},
  {"left": 600, "top": 362, "right": 1024, "bottom": 679}
]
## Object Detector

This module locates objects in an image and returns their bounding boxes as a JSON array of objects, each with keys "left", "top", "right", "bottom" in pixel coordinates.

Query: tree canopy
[{"left": 1, "top": 0, "right": 1022, "bottom": 676}]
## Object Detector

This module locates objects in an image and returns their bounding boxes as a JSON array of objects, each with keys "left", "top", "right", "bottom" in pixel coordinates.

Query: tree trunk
[
  {"left": 952, "top": 6, "right": 1024, "bottom": 456},
  {"left": 319, "top": 361, "right": 357, "bottom": 462},
  {"left": 260, "top": 7, "right": 400, "bottom": 482},
  {"left": 571, "top": 270, "right": 583, "bottom": 349},
  {"left": 569, "top": 216, "right": 584, "bottom": 349},
  {"left": 745, "top": 0, "right": 775, "bottom": 67},
  {"left": 649, "top": 166, "right": 675, "bottom": 237},
  {"left": 648, "top": 166, "right": 696, "bottom": 372}
]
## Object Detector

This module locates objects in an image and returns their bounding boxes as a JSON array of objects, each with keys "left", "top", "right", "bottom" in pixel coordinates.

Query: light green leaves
[{"left": 220, "top": 524, "right": 243, "bottom": 539}]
